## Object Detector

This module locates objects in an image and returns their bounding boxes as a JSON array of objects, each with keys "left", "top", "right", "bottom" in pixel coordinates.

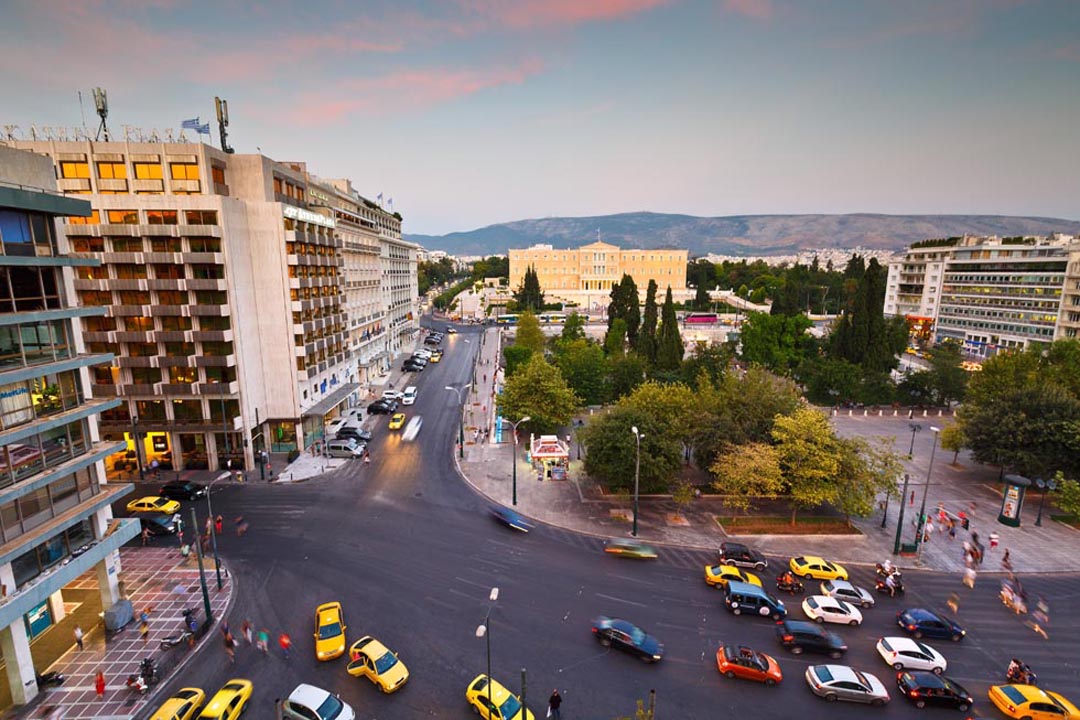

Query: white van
[
  {"left": 326, "top": 439, "right": 364, "bottom": 459},
  {"left": 402, "top": 386, "right": 418, "bottom": 406}
]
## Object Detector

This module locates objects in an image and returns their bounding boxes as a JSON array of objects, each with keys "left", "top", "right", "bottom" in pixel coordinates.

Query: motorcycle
[
  {"left": 1000, "top": 586, "right": 1028, "bottom": 614},
  {"left": 876, "top": 563, "right": 902, "bottom": 580},
  {"left": 775, "top": 576, "right": 805, "bottom": 594},
  {"left": 126, "top": 674, "right": 149, "bottom": 695},
  {"left": 875, "top": 577, "right": 905, "bottom": 596},
  {"left": 159, "top": 628, "right": 194, "bottom": 650},
  {"left": 1007, "top": 663, "right": 1037, "bottom": 686},
  {"left": 35, "top": 670, "right": 65, "bottom": 689}
]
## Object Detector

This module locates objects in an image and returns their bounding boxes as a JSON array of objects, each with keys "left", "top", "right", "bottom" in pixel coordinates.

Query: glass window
[
  {"left": 170, "top": 163, "right": 199, "bottom": 180},
  {"left": 154, "top": 264, "right": 184, "bottom": 279},
  {"left": 165, "top": 342, "right": 195, "bottom": 357},
  {"left": 66, "top": 210, "right": 101, "bottom": 225},
  {"left": 111, "top": 237, "right": 143, "bottom": 252},
  {"left": 71, "top": 236, "right": 105, "bottom": 252},
  {"left": 188, "top": 237, "right": 221, "bottom": 252},
  {"left": 17, "top": 486, "right": 50, "bottom": 531},
  {"left": 118, "top": 290, "right": 150, "bottom": 305},
  {"left": 146, "top": 210, "right": 179, "bottom": 225},
  {"left": 168, "top": 366, "right": 197, "bottom": 384},
  {"left": 184, "top": 210, "right": 218, "bottom": 225},
  {"left": 157, "top": 291, "right": 188, "bottom": 305},
  {"left": 191, "top": 264, "right": 224, "bottom": 280},
  {"left": 211, "top": 166, "right": 226, "bottom": 184},
  {"left": 128, "top": 342, "right": 157, "bottom": 357},
  {"left": 80, "top": 290, "right": 112, "bottom": 306},
  {"left": 133, "top": 162, "right": 163, "bottom": 180},
  {"left": 125, "top": 316, "right": 154, "bottom": 332},
  {"left": 150, "top": 237, "right": 182, "bottom": 252},
  {"left": 0, "top": 209, "right": 33, "bottom": 256},
  {"left": 76, "top": 265, "right": 108, "bottom": 280},
  {"left": 60, "top": 161, "right": 90, "bottom": 179},
  {"left": 160, "top": 316, "right": 192, "bottom": 331},
  {"left": 114, "top": 264, "right": 147, "bottom": 279},
  {"left": 97, "top": 161, "right": 127, "bottom": 179},
  {"left": 131, "top": 367, "right": 161, "bottom": 385},
  {"left": 106, "top": 210, "right": 138, "bottom": 224}
]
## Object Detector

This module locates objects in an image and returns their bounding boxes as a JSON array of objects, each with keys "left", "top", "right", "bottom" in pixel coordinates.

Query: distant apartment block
[
  {"left": 885, "top": 234, "right": 1079, "bottom": 357},
  {"left": 5, "top": 139, "right": 417, "bottom": 471},
  {"left": 509, "top": 241, "right": 688, "bottom": 310}
]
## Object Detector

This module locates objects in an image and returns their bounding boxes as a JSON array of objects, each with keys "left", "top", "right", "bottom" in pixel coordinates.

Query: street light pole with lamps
[
  {"left": 475, "top": 587, "right": 500, "bottom": 715},
  {"left": 914, "top": 426, "right": 941, "bottom": 560},
  {"left": 631, "top": 426, "right": 643, "bottom": 538},
  {"left": 444, "top": 383, "right": 472, "bottom": 459},
  {"left": 907, "top": 422, "right": 922, "bottom": 458},
  {"left": 501, "top": 416, "right": 531, "bottom": 506},
  {"left": 1034, "top": 476, "right": 1058, "bottom": 527},
  {"left": 205, "top": 474, "right": 229, "bottom": 589}
]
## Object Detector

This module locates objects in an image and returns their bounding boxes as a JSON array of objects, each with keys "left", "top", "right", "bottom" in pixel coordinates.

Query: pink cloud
[
  {"left": 722, "top": 0, "right": 773, "bottom": 20},
  {"left": 455, "top": 0, "right": 672, "bottom": 29}
]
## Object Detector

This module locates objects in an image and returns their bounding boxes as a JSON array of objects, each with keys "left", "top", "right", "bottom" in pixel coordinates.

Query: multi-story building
[
  {"left": 6, "top": 139, "right": 417, "bottom": 471},
  {"left": 508, "top": 240, "right": 688, "bottom": 310},
  {"left": 0, "top": 146, "right": 138, "bottom": 705},
  {"left": 1058, "top": 243, "right": 1080, "bottom": 341},
  {"left": 885, "top": 234, "right": 1078, "bottom": 357}
]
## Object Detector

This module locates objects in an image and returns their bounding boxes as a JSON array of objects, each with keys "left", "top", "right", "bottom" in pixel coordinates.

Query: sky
[{"left": 2, "top": 0, "right": 1078, "bottom": 235}]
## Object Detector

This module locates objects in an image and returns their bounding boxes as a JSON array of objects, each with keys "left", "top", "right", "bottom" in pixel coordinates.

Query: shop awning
[
  {"left": 301, "top": 382, "right": 360, "bottom": 418},
  {"left": 530, "top": 434, "right": 569, "bottom": 459}
]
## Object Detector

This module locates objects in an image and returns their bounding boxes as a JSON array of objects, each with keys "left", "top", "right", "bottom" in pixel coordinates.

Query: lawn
[{"left": 717, "top": 516, "right": 861, "bottom": 535}]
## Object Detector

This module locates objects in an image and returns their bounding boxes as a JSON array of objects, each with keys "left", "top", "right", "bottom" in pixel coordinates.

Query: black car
[
  {"left": 423, "top": 336, "right": 441, "bottom": 346},
  {"left": 591, "top": 616, "right": 664, "bottom": 663},
  {"left": 159, "top": 481, "right": 207, "bottom": 501},
  {"left": 775, "top": 620, "right": 847, "bottom": 658},
  {"left": 367, "top": 400, "right": 397, "bottom": 414},
  {"left": 336, "top": 427, "right": 372, "bottom": 442},
  {"left": 140, "top": 515, "right": 177, "bottom": 536},
  {"left": 402, "top": 361, "right": 425, "bottom": 372},
  {"left": 896, "top": 671, "right": 973, "bottom": 711},
  {"left": 718, "top": 542, "right": 768, "bottom": 570}
]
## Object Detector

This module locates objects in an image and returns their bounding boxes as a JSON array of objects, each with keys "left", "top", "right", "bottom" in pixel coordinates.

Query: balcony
[
  {"left": 90, "top": 384, "right": 120, "bottom": 398},
  {"left": 197, "top": 381, "right": 238, "bottom": 394},
  {"left": 191, "top": 330, "right": 232, "bottom": 342},
  {"left": 195, "top": 354, "right": 235, "bottom": 367},
  {"left": 189, "top": 304, "right": 230, "bottom": 317},
  {"left": 117, "top": 356, "right": 157, "bottom": 368},
  {"left": 187, "top": 279, "right": 227, "bottom": 291},
  {"left": 181, "top": 252, "right": 224, "bottom": 264},
  {"left": 169, "top": 179, "right": 201, "bottom": 194},
  {"left": 73, "top": 279, "right": 109, "bottom": 292},
  {"left": 121, "top": 383, "right": 159, "bottom": 396},
  {"left": 132, "top": 178, "right": 165, "bottom": 193},
  {"left": 110, "top": 279, "right": 146, "bottom": 291},
  {"left": 149, "top": 306, "right": 188, "bottom": 317},
  {"left": 148, "top": 279, "right": 185, "bottom": 291},
  {"left": 159, "top": 383, "right": 197, "bottom": 396},
  {"left": 115, "top": 331, "right": 152, "bottom": 343},
  {"left": 82, "top": 331, "right": 114, "bottom": 344},
  {"left": 158, "top": 356, "right": 194, "bottom": 367},
  {"left": 58, "top": 178, "right": 92, "bottom": 193}
]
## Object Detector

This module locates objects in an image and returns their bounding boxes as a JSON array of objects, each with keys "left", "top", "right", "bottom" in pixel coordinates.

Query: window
[
  {"left": 188, "top": 237, "right": 221, "bottom": 252},
  {"left": 150, "top": 237, "right": 182, "bottom": 252},
  {"left": 71, "top": 236, "right": 105, "bottom": 252},
  {"left": 157, "top": 291, "right": 188, "bottom": 305},
  {"left": 130, "top": 367, "right": 161, "bottom": 385},
  {"left": 146, "top": 210, "right": 178, "bottom": 225},
  {"left": 170, "top": 163, "right": 199, "bottom": 180},
  {"left": 154, "top": 264, "right": 183, "bottom": 279},
  {"left": 111, "top": 237, "right": 143, "bottom": 252},
  {"left": 199, "top": 316, "right": 231, "bottom": 331},
  {"left": 96, "top": 161, "right": 127, "bottom": 179},
  {"left": 184, "top": 210, "right": 218, "bottom": 225},
  {"left": 273, "top": 177, "right": 283, "bottom": 194},
  {"left": 106, "top": 209, "right": 138, "bottom": 224},
  {"left": 190, "top": 264, "right": 224, "bottom": 280},
  {"left": 66, "top": 210, "right": 101, "bottom": 225},
  {"left": 125, "top": 316, "right": 154, "bottom": 332},
  {"left": 83, "top": 316, "right": 116, "bottom": 332},
  {"left": 164, "top": 342, "right": 195, "bottom": 357},
  {"left": 59, "top": 161, "right": 90, "bottom": 179},
  {"left": 114, "top": 264, "right": 147, "bottom": 279},
  {"left": 133, "top": 162, "right": 163, "bottom": 180},
  {"left": 211, "top": 166, "right": 226, "bottom": 184},
  {"left": 79, "top": 291, "right": 112, "bottom": 306},
  {"left": 76, "top": 265, "right": 108, "bottom": 280},
  {"left": 160, "top": 316, "right": 192, "bottom": 331},
  {"left": 128, "top": 343, "right": 157, "bottom": 357},
  {"left": 168, "top": 366, "right": 197, "bottom": 384}
]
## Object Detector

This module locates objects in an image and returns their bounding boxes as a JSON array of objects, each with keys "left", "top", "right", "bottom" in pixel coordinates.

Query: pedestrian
[
  {"left": 141, "top": 527, "right": 151, "bottom": 546},
  {"left": 215, "top": 515, "right": 223, "bottom": 535},
  {"left": 140, "top": 620, "right": 149, "bottom": 645},
  {"left": 234, "top": 516, "right": 246, "bottom": 536},
  {"left": 204, "top": 516, "right": 212, "bottom": 537},
  {"left": 989, "top": 531, "right": 1000, "bottom": 549},
  {"left": 963, "top": 566, "right": 977, "bottom": 588},
  {"left": 1002, "top": 549, "right": 1013, "bottom": 572},
  {"left": 279, "top": 632, "right": 292, "bottom": 659},
  {"left": 948, "top": 520, "right": 957, "bottom": 540},
  {"left": 947, "top": 592, "right": 960, "bottom": 615},
  {"left": 242, "top": 619, "right": 253, "bottom": 645},
  {"left": 74, "top": 625, "right": 84, "bottom": 651},
  {"left": 224, "top": 633, "right": 235, "bottom": 664},
  {"left": 257, "top": 628, "right": 270, "bottom": 654},
  {"left": 548, "top": 689, "right": 562, "bottom": 720},
  {"left": 94, "top": 670, "right": 105, "bottom": 700}
]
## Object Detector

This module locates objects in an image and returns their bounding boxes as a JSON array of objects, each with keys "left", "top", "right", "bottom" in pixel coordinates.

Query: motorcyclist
[
  {"left": 1007, "top": 658, "right": 1023, "bottom": 679},
  {"left": 777, "top": 571, "right": 795, "bottom": 587},
  {"left": 885, "top": 572, "right": 898, "bottom": 597},
  {"left": 880, "top": 559, "right": 894, "bottom": 576}
]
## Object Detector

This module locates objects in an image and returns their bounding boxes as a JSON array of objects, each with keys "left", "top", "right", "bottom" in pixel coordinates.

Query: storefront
[{"left": 527, "top": 435, "right": 570, "bottom": 481}]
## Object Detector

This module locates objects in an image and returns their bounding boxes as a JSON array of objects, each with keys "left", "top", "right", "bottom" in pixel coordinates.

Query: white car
[
  {"left": 875, "top": 636, "right": 947, "bottom": 674},
  {"left": 802, "top": 595, "right": 863, "bottom": 626},
  {"left": 821, "top": 579, "right": 875, "bottom": 609},
  {"left": 446, "top": 327, "right": 457, "bottom": 334},
  {"left": 281, "top": 683, "right": 355, "bottom": 720},
  {"left": 402, "top": 416, "right": 423, "bottom": 442},
  {"left": 413, "top": 349, "right": 433, "bottom": 359},
  {"left": 382, "top": 390, "right": 403, "bottom": 401}
]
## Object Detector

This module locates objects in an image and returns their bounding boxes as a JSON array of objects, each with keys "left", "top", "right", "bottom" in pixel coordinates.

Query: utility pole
[{"left": 190, "top": 507, "right": 213, "bottom": 623}]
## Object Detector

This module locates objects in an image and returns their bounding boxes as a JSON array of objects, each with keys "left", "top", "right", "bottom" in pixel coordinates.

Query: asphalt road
[{"left": 121, "top": 324, "right": 1080, "bottom": 720}]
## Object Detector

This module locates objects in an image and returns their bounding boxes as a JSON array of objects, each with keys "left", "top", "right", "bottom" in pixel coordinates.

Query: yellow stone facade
[{"left": 508, "top": 241, "right": 688, "bottom": 308}]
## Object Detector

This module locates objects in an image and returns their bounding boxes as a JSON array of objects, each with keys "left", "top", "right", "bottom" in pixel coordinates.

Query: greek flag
[
  {"left": 181, "top": 117, "right": 200, "bottom": 130},
  {"left": 196, "top": 123, "right": 210, "bottom": 135}
]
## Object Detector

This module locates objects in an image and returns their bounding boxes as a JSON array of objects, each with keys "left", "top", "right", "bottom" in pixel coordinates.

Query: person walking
[
  {"left": 73, "top": 625, "right": 85, "bottom": 651},
  {"left": 140, "top": 619, "right": 149, "bottom": 645},
  {"left": 989, "top": 531, "right": 1000, "bottom": 550},
  {"left": 214, "top": 515, "right": 223, "bottom": 536},
  {"left": 224, "top": 632, "right": 236, "bottom": 664},
  {"left": 95, "top": 670, "right": 106, "bottom": 700},
  {"left": 1002, "top": 549, "right": 1013, "bottom": 572},
  {"left": 141, "top": 527, "right": 151, "bottom": 546},
  {"left": 204, "top": 516, "right": 212, "bottom": 537},
  {"left": 257, "top": 628, "right": 270, "bottom": 654},
  {"left": 548, "top": 689, "right": 562, "bottom": 719},
  {"left": 279, "top": 632, "right": 292, "bottom": 660},
  {"left": 242, "top": 619, "right": 253, "bottom": 646}
]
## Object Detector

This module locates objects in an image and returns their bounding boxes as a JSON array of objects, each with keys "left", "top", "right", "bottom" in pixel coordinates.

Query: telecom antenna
[
  {"left": 215, "top": 96, "right": 234, "bottom": 154},
  {"left": 92, "top": 87, "right": 110, "bottom": 140}
]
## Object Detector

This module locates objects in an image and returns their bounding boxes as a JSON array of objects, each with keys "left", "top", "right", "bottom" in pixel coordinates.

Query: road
[{"left": 121, "top": 324, "right": 1080, "bottom": 719}]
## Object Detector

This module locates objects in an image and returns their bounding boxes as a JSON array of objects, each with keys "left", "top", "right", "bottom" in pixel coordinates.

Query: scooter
[
  {"left": 126, "top": 674, "right": 149, "bottom": 695},
  {"left": 159, "top": 628, "right": 194, "bottom": 650},
  {"left": 775, "top": 577, "right": 805, "bottom": 594},
  {"left": 875, "top": 577, "right": 905, "bottom": 596},
  {"left": 876, "top": 563, "right": 902, "bottom": 580},
  {"left": 1007, "top": 663, "right": 1037, "bottom": 686},
  {"left": 35, "top": 670, "right": 65, "bottom": 689}
]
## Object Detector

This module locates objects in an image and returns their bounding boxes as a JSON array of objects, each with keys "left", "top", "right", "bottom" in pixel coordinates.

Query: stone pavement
[{"left": 4, "top": 547, "right": 232, "bottom": 720}]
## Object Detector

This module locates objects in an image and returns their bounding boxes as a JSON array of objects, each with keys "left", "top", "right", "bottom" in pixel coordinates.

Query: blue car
[
  {"left": 897, "top": 608, "right": 965, "bottom": 641},
  {"left": 490, "top": 506, "right": 532, "bottom": 532}
]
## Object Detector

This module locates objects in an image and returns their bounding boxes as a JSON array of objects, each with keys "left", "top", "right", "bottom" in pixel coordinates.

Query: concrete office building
[
  {"left": 6, "top": 139, "right": 417, "bottom": 471},
  {"left": 0, "top": 146, "right": 138, "bottom": 706}
]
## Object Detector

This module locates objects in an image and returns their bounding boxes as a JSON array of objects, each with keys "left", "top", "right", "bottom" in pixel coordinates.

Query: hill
[{"left": 406, "top": 212, "right": 1080, "bottom": 257}]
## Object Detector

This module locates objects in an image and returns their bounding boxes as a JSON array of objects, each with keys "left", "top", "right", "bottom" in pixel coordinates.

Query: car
[
  {"left": 821, "top": 579, "right": 874, "bottom": 608},
  {"left": 402, "top": 416, "right": 423, "bottom": 441},
  {"left": 988, "top": 684, "right": 1080, "bottom": 719},
  {"left": 150, "top": 687, "right": 206, "bottom": 720},
  {"left": 402, "top": 361, "right": 425, "bottom": 372},
  {"left": 775, "top": 620, "right": 847, "bottom": 658},
  {"left": 716, "top": 644, "right": 783, "bottom": 685},
  {"left": 875, "top": 636, "right": 947, "bottom": 674},
  {"left": 446, "top": 327, "right": 457, "bottom": 334},
  {"left": 388, "top": 413, "right": 406, "bottom": 430},
  {"left": 381, "top": 390, "right": 403, "bottom": 401},
  {"left": 717, "top": 542, "right": 768, "bottom": 570},
  {"left": 897, "top": 609, "right": 965, "bottom": 641},
  {"left": 413, "top": 349, "right": 433, "bottom": 359},
  {"left": 591, "top": 616, "right": 664, "bottom": 662},
  {"left": 347, "top": 636, "right": 410, "bottom": 693},
  {"left": 604, "top": 539, "right": 658, "bottom": 559},
  {"left": 897, "top": 671, "right": 973, "bottom": 711},
  {"left": 336, "top": 427, "right": 372, "bottom": 443},
  {"left": 789, "top": 556, "right": 848, "bottom": 581},
  {"left": 805, "top": 664, "right": 890, "bottom": 706},
  {"left": 127, "top": 496, "right": 182, "bottom": 515},
  {"left": 141, "top": 515, "right": 178, "bottom": 536},
  {"left": 159, "top": 481, "right": 207, "bottom": 501},
  {"left": 490, "top": 506, "right": 532, "bottom": 532},
  {"left": 465, "top": 674, "right": 534, "bottom": 720},
  {"left": 198, "top": 679, "right": 252, "bottom": 720},
  {"left": 367, "top": 400, "right": 396, "bottom": 414},
  {"left": 423, "top": 336, "right": 441, "bottom": 346},
  {"left": 430, "top": 351, "right": 443, "bottom": 363},
  {"left": 704, "top": 564, "right": 762, "bottom": 589},
  {"left": 281, "top": 683, "right": 355, "bottom": 720},
  {"left": 802, "top": 595, "right": 863, "bottom": 626},
  {"left": 314, "top": 602, "right": 347, "bottom": 661}
]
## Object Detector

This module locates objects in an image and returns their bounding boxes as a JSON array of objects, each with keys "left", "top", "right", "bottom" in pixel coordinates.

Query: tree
[
  {"left": 560, "top": 312, "right": 586, "bottom": 343},
  {"left": 513, "top": 311, "right": 546, "bottom": 355},
  {"left": 939, "top": 422, "right": 965, "bottom": 465},
  {"left": 833, "top": 436, "right": 904, "bottom": 519},
  {"left": 679, "top": 342, "right": 731, "bottom": 387},
  {"left": 655, "top": 287, "right": 684, "bottom": 371},
  {"left": 609, "top": 353, "right": 647, "bottom": 399},
  {"left": 513, "top": 265, "right": 544, "bottom": 312},
  {"left": 604, "top": 318, "right": 627, "bottom": 357},
  {"left": 710, "top": 442, "right": 784, "bottom": 519},
  {"left": 1055, "top": 473, "right": 1080, "bottom": 519},
  {"left": 638, "top": 280, "right": 659, "bottom": 364},
  {"left": 672, "top": 481, "right": 696, "bottom": 518},
  {"left": 694, "top": 281, "right": 711, "bottom": 312},
  {"left": 927, "top": 341, "right": 968, "bottom": 405},
  {"left": 896, "top": 370, "right": 936, "bottom": 407},
  {"left": 798, "top": 356, "right": 862, "bottom": 406},
  {"left": 739, "top": 311, "right": 812, "bottom": 372},
  {"left": 470, "top": 255, "right": 509, "bottom": 280},
  {"left": 502, "top": 345, "right": 533, "bottom": 376},
  {"left": 772, "top": 407, "right": 843, "bottom": 525},
  {"left": 828, "top": 258, "right": 906, "bottom": 373},
  {"left": 620, "top": 275, "right": 641, "bottom": 348},
  {"left": 579, "top": 406, "right": 681, "bottom": 493},
  {"left": 499, "top": 355, "right": 579, "bottom": 435},
  {"left": 618, "top": 381, "right": 696, "bottom": 452},
  {"left": 555, "top": 339, "right": 610, "bottom": 406}
]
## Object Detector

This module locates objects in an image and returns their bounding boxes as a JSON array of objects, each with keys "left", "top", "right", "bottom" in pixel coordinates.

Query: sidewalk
[
  {"left": 458, "top": 328, "right": 1080, "bottom": 574},
  {"left": 3, "top": 547, "right": 233, "bottom": 720}
]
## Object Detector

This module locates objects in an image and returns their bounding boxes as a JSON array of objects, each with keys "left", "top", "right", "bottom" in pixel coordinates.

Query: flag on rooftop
[{"left": 181, "top": 118, "right": 200, "bottom": 130}]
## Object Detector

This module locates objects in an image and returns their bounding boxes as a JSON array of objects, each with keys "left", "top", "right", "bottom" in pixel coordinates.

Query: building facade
[
  {"left": 508, "top": 241, "right": 688, "bottom": 310},
  {"left": 0, "top": 146, "right": 138, "bottom": 706}
]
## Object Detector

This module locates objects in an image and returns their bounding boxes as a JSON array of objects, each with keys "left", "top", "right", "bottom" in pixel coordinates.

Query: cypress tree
[
  {"left": 655, "top": 286, "right": 684, "bottom": 371},
  {"left": 514, "top": 265, "right": 544, "bottom": 312},
  {"left": 621, "top": 275, "right": 640, "bottom": 349},
  {"left": 639, "top": 280, "right": 659, "bottom": 364}
]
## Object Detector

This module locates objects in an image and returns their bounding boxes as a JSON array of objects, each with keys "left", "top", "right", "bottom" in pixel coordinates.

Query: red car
[{"left": 716, "top": 644, "right": 783, "bottom": 685}]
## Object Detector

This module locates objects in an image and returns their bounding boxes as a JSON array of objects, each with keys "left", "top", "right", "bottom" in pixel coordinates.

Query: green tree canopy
[
  {"left": 607, "top": 275, "right": 641, "bottom": 348},
  {"left": 560, "top": 312, "right": 587, "bottom": 343},
  {"left": 617, "top": 381, "right": 696, "bottom": 449},
  {"left": 604, "top": 318, "right": 628, "bottom": 357},
  {"left": 499, "top": 355, "right": 579, "bottom": 435},
  {"left": 679, "top": 343, "right": 731, "bottom": 387},
  {"left": 655, "top": 287, "right": 684, "bottom": 371},
  {"left": 710, "top": 442, "right": 783, "bottom": 518},
  {"left": 833, "top": 436, "right": 904, "bottom": 518},
  {"left": 513, "top": 265, "right": 544, "bottom": 312},
  {"left": 739, "top": 311, "right": 813, "bottom": 372},
  {"left": 772, "top": 407, "right": 843, "bottom": 525},
  {"left": 555, "top": 339, "right": 610, "bottom": 406},
  {"left": 502, "top": 345, "right": 533, "bottom": 376},
  {"left": 579, "top": 406, "right": 681, "bottom": 493},
  {"left": 513, "top": 310, "right": 546, "bottom": 355},
  {"left": 638, "top": 280, "right": 659, "bottom": 365},
  {"left": 609, "top": 353, "right": 647, "bottom": 399},
  {"left": 928, "top": 341, "right": 968, "bottom": 405}
]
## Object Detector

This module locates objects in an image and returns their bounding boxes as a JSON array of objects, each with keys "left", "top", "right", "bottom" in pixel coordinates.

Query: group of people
[{"left": 223, "top": 619, "right": 291, "bottom": 661}]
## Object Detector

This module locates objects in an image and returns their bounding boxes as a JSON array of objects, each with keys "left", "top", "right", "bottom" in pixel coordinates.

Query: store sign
[
  {"left": 283, "top": 204, "right": 335, "bottom": 229},
  {"left": 0, "top": 382, "right": 33, "bottom": 427},
  {"left": 24, "top": 601, "right": 52, "bottom": 640}
]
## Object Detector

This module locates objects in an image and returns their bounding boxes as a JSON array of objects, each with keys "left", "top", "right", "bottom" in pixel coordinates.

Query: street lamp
[
  {"left": 475, "top": 587, "right": 500, "bottom": 716},
  {"left": 892, "top": 473, "right": 911, "bottom": 555},
  {"left": 907, "top": 422, "right": 922, "bottom": 458},
  {"left": 131, "top": 414, "right": 145, "bottom": 482},
  {"left": 631, "top": 426, "right": 643, "bottom": 538},
  {"left": 1034, "top": 476, "right": 1058, "bottom": 526},
  {"left": 914, "top": 426, "right": 941, "bottom": 560},
  {"left": 445, "top": 384, "right": 472, "bottom": 459},
  {"left": 501, "top": 416, "right": 531, "bottom": 506},
  {"left": 205, "top": 474, "right": 229, "bottom": 589}
]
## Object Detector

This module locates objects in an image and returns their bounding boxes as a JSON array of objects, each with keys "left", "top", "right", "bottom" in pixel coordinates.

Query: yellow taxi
[
  {"left": 127, "top": 496, "right": 181, "bottom": 515},
  {"left": 789, "top": 555, "right": 848, "bottom": 581},
  {"left": 431, "top": 351, "right": 443, "bottom": 363},
  {"left": 704, "top": 564, "right": 762, "bottom": 589},
  {"left": 989, "top": 684, "right": 1080, "bottom": 719},
  {"left": 389, "top": 413, "right": 407, "bottom": 430},
  {"left": 150, "top": 688, "right": 205, "bottom": 720},
  {"left": 197, "top": 679, "right": 252, "bottom": 720},
  {"left": 465, "top": 674, "right": 534, "bottom": 720},
  {"left": 314, "top": 601, "right": 346, "bottom": 661},
  {"left": 347, "top": 636, "right": 410, "bottom": 693}
]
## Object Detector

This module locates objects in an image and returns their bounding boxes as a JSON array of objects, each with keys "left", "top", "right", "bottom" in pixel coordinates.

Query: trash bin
[{"left": 900, "top": 542, "right": 918, "bottom": 555}]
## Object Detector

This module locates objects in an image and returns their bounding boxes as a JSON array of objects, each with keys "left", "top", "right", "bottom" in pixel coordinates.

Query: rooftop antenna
[
  {"left": 91, "top": 87, "right": 109, "bottom": 140},
  {"left": 215, "top": 96, "right": 234, "bottom": 154}
]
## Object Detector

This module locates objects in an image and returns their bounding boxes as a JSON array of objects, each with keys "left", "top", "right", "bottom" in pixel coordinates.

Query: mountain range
[{"left": 406, "top": 212, "right": 1080, "bottom": 257}]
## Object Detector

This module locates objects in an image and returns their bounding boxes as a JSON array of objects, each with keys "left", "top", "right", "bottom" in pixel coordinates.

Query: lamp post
[
  {"left": 914, "top": 426, "right": 941, "bottom": 560},
  {"left": 205, "top": 475, "right": 228, "bottom": 589},
  {"left": 445, "top": 384, "right": 472, "bottom": 459},
  {"left": 475, "top": 587, "right": 500, "bottom": 716},
  {"left": 631, "top": 426, "right": 643, "bottom": 538},
  {"left": 1034, "top": 477, "right": 1058, "bottom": 527},
  {"left": 907, "top": 422, "right": 922, "bottom": 458},
  {"left": 131, "top": 414, "right": 145, "bottom": 482},
  {"left": 892, "top": 473, "right": 911, "bottom": 554},
  {"left": 189, "top": 507, "right": 213, "bottom": 623},
  {"left": 501, "top": 416, "right": 531, "bottom": 506}
]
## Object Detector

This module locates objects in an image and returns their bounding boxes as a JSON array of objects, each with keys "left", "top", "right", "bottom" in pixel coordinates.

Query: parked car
[
  {"left": 160, "top": 481, "right": 207, "bottom": 501},
  {"left": 402, "top": 361, "right": 425, "bottom": 372},
  {"left": 367, "top": 400, "right": 397, "bottom": 414},
  {"left": 717, "top": 542, "right": 768, "bottom": 570},
  {"left": 336, "top": 427, "right": 371, "bottom": 443},
  {"left": 896, "top": 671, "right": 973, "bottom": 711}
]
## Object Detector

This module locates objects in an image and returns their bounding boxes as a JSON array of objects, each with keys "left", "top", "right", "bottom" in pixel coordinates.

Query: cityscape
[{"left": 1, "top": 1, "right": 1080, "bottom": 720}]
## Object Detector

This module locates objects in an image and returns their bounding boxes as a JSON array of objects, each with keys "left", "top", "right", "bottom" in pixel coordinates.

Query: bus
[
  {"left": 683, "top": 312, "right": 719, "bottom": 325},
  {"left": 496, "top": 314, "right": 519, "bottom": 325},
  {"left": 538, "top": 313, "right": 567, "bottom": 324}
]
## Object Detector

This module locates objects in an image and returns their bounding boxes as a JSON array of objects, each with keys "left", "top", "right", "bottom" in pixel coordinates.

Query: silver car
[
  {"left": 820, "top": 579, "right": 875, "bottom": 608},
  {"left": 805, "top": 664, "right": 890, "bottom": 706}
]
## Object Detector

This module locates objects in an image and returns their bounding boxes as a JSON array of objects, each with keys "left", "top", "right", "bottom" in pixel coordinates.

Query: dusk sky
[{"left": 2, "top": 0, "right": 1078, "bottom": 235}]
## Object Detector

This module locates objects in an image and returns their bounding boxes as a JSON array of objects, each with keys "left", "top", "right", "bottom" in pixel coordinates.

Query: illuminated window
[
  {"left": 170, "top": 163, "right": 199, "bottom": 180},
  {"left": 146, "top": 210, "right": 178, "bottom": 225},
  {"left": 106, "top": 210, "right": 137, "bottom": 224},
  {"left": 150, "top": 238, "right": 182, "bottom": 252},
  {"left": 60, "top": 161, "right": 90, "bottom": 179},
  {"left": 71, "top": 237, "right": 105, "bottom": 252},
  {"left": 96, "top": 162, "right": 127, "bottom": 179},
  {"left": 66, "top": 211, "right": 100, "bottom": 225},
  {"left": 133, "top": 163, "right": 163, "bottom": 180}
]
